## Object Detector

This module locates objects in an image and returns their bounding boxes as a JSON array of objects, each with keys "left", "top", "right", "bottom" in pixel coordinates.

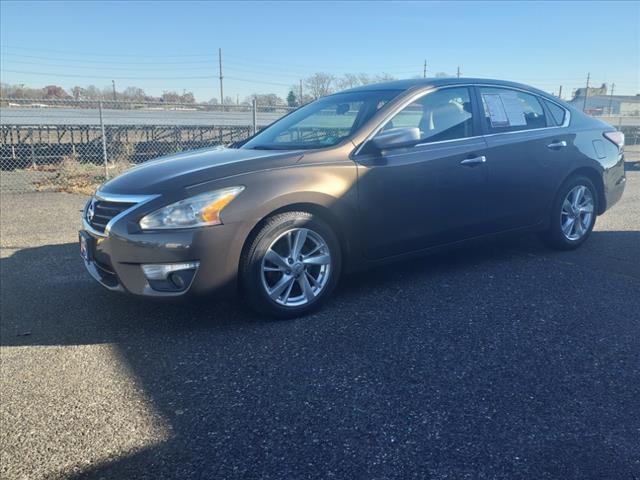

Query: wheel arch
[
  {"left": 239, "top": 201, "right": 353, "bottom": 278},
  {"left": 563, "top": 167, "right": 606, "bottom": 215}
]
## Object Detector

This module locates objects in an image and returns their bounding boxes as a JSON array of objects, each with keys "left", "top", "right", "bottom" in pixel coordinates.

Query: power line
[
  {"left": 1, "top": 50, "right": 424, "bottom": 72},
  {"left": 0, "top": 58, "right": 425, "bottom": 82},
  {"left": 0, "top": 52, "right": 218, "bottom": 65},
  {"left": 225, "top": 76, "right": 292, "bottom": 87},
  {"left": 0, "top": 59, "right": 218, "bottom": 71},
  {"left": 0, "top": 58, "right": 311, "bottom": 80},
  {"left": 1, "top": 68, "right": 293, "bottom": 86},
  {"left": 0, "top": 44, "right": 214, "bottom": 58},
  {"left": 0, "top": 59, "right": 426, "bottom": 79},
  {"left": 216, "top": 53, "right": 421, "bottom": 70},
  {"left": 1, "top": 69, "right": 219, "bottom": 80}
]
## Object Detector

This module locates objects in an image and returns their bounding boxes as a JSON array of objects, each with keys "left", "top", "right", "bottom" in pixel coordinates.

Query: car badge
[{"left": 87, "top": 199, "right": 96, "bottom": 222}]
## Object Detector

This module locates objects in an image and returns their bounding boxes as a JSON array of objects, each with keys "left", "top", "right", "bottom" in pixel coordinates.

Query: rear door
[{"left": 477, "top": 86, "right": 573, "bottom": 232}]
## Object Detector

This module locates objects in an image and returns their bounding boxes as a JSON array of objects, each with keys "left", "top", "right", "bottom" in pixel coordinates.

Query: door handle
[
  {"left": 460, "top": 155, "right": 486, "bottom": 166},
  {"left": 547, "top": 140, "right": 567, "bottom": 149}
]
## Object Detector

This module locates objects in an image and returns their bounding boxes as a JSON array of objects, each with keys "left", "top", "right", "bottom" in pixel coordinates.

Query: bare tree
[
  {"left": 70, "top": 86, "right": 87, "bottom": 100},
  {"left": 160, "top": 90, "right": 196, "bottom": 103},
  {"left": 245, "top": 93, "right": 285, "bottom": 107},
  {"left": 374, "top": 73, "right": 395, "bottom": 82},
  {"left": 122, "top": 86, "right": 147, "bottom": 101},
  {"left": 1, "top": 83, "right": 68, "bottom": 99},
  {"left": 304, "top": 72, "right": 335, "bottom": 99},
  {"left": 181, "top": 91, "right": 196, "bottom": 104},
  {"left": 357, "top": 73, "right": 372, "bottom": 85},
  {"left": 42, "top": 85, "right": 71, "bottom": 99},
  {"left": 334, "top": 72, "right": 398, "bottom": 91},
  {"left": 83, "top": 85, "right": 103, "bottom": 100},
  {"left": 289, "top": 83, "right": 314, "bottom": 105},
  {"left": 336, "top": 73, "right": 361, "bottom": 90}
]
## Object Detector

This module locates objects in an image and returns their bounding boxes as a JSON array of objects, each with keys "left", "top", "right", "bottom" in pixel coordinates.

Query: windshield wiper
[
  {"left": 246, "top": 144, "right": 290, "bottom": 150},
  {"left": 247, "top": 144, "right": 321, "bottom": 151}
]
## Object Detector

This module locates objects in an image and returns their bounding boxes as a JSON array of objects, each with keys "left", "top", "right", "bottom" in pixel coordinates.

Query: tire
[
  {"left": 240, "top": 211, "right": 342, "bottom": 318},
  {"left": 540, "top": 175, "right": 598, "bottom": 250}
]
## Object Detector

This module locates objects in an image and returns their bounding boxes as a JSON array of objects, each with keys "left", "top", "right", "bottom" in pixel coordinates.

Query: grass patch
[{"left": 33, "top": 157, "right": 133, "bottom": 195}]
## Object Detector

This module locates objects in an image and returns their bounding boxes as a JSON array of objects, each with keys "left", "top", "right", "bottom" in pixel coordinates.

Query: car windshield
[{"left": 242, "top": 90, "right": 402, "bottom": 150}]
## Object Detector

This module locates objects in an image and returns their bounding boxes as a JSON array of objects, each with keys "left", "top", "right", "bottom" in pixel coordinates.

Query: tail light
[{"left": 603, "top": 131, "right": 624, "bottom": 148}]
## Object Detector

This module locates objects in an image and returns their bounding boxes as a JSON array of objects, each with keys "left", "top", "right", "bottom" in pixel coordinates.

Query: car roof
[{"left": 339, "top": 77, "right": 550, "bottom": 97}]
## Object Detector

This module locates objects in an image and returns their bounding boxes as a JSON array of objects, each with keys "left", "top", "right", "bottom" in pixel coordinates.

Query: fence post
[
  {"left": 252, "top": 99, "right": 257, "bottom": 135},
  {"left": 98, "top": 101, "right": 109, "bottom": 179},
  {"left": 30, "top": 129, "right": 36, "bottom": 168}
]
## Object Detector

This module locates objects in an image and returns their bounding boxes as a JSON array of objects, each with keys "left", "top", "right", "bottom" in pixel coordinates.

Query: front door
[{"left": 355, "top": 86, "right": 489, "bottom": 259}]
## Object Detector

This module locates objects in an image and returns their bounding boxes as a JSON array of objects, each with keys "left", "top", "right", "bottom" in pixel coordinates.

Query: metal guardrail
[{"left": 0, "top": 98, "right": 290, "bottom": 193}]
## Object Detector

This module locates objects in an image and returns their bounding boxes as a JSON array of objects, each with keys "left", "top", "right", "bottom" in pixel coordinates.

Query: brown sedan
[{"left": 80, "top": 78, "right": 626, "bottom": 317}]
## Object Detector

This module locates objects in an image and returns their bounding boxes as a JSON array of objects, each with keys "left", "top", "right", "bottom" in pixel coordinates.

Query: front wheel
[
  {"left": 541, "top": 175, "right": 597, "bottom": 250},
  {"left": 241, "top": 211, "right": 341, "bottom": 318}
]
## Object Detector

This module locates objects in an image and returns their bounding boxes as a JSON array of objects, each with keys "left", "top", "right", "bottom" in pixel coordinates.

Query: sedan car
[{"left": 80, "top": 78, "right": 626, "bottom": 317}]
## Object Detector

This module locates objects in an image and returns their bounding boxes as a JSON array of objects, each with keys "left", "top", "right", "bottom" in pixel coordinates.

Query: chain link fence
[
  {"left": 0, "top": 98, "right": 293, "bottom": 193},
  {"left": 1, "top": 97, "right": 638, "bottom": 194}
]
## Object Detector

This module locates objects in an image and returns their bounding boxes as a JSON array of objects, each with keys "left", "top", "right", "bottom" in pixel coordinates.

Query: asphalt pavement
[{"left": 1, "top": 162, "right": 639, "bottom": 479}]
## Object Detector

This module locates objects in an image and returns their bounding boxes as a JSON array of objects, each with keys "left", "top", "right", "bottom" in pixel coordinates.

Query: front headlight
[{"left": 139, "top": 186, "right": 244, "bottom": 230}]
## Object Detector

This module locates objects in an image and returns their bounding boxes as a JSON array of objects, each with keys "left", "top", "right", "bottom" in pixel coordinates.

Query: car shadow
[
  {"left": 624, "top": 159, "right": 640, "bottom": 171},
  {"left": 2, "top": 231, "right": 639, "bottom": 479}
]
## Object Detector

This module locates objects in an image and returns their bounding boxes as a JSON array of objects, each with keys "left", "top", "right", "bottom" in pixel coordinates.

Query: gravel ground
[{"left": 1, "top": 160, "right": 639, "bottom": 480}]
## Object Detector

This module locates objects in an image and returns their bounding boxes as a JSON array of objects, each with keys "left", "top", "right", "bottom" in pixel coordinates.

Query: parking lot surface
[{"left": 1, "top": 162, "right": 639, "bottom": 479}]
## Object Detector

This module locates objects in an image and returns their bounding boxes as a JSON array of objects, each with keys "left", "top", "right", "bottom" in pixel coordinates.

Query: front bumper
[{"left": 80, "top": 215, "right": 246, "bottom": 298}]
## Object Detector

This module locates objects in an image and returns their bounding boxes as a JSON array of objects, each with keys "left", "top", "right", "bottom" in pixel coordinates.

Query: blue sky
[{"left": 1, "top": 0, "right": 638, "bottom": 102}]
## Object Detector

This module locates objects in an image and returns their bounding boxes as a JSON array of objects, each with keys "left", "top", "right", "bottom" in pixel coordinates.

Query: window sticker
[
  {"left": 483, "top": 91, "right": 528, "bottom": 128},
  {"left": 500, "top": 92, "right": 527, "bottom": 126},
  {"left": 483, "top": 93, "right": 509, "bottom": 127}
]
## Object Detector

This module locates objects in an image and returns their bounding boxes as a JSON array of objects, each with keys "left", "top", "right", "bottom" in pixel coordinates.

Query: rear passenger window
[
  {"left": 544, "top": 100, "right": 567, "bottom": 126},
  {"left": 479, "top": 87, "right": 547, "bottom": 133}
]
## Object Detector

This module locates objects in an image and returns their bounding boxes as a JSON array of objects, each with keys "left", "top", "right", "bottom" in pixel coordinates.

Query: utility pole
[
  {"left": 111, "top": 80, "right": 116, "bottom": 102},
  {"left": 219, "top": 48, "right": 224, "bottom": 106},
  {"left": 423, "top": 60, "right": 427, "bottom": 78},
  {"left": 582, "top": 72, "right": 590, "bottom": 112},
  {"left": 608, "top": 83, "right": 615, "bottom": 115},
  {"left": 456, "top": 66, "right": 461, "bottom": 78},
  {"left": 558, "top": 85, "right": 563, "bottom": 99},
  {"left": 299, "top": 79, "right": 303, "bottom": 106}
]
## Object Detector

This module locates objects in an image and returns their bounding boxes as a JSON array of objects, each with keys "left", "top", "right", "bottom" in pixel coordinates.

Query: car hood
[{"left": 99, "top": 147, "right": 303, "bottom": 195}]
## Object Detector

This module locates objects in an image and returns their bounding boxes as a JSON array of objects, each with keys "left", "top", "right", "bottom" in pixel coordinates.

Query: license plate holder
[{"left": 79, "top": 231, "right": 94, "bottom": 262}]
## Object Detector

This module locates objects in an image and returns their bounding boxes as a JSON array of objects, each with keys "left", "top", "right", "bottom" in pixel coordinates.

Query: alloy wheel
[
  {"left": 561, "top": 185, "right": 594, "bottom": 241},
  {"left": 260, "top": 228, "right": 332, "bottom": 307}
]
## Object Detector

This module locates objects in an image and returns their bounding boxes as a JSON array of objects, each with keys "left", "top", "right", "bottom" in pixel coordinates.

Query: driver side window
[{"left": 381, "top": 87, "right": 474, "bottom": 143}]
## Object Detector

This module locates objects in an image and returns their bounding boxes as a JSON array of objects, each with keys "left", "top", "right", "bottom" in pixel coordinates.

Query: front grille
[{"left": 88, "top": 199, "right": 136, "bottom": 233}]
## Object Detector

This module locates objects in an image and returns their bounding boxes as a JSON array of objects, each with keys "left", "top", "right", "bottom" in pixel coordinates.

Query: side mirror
[{"left": 371, "top": 127, "right": 421, "bottom": 151}]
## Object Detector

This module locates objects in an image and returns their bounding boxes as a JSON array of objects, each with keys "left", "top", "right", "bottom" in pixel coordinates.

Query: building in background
[{"left": 569, "top": 83, "right": 640, "bottom": 116}]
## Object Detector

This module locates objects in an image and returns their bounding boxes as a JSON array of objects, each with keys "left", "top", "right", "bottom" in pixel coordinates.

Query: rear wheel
[
  {"left": 541, "top": 175, "right": 597, "bottom": 250},
  {"left": 241, "top": 211, "right": 341, "bottom": 318}
]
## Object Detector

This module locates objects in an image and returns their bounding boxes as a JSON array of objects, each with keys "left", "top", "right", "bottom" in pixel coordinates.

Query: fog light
[
  {"left": 141, "top": 262, "right": 200, "bottom": 280},
  {"left": 169, "top": 271, "right": 186, "bottom": 289}
]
